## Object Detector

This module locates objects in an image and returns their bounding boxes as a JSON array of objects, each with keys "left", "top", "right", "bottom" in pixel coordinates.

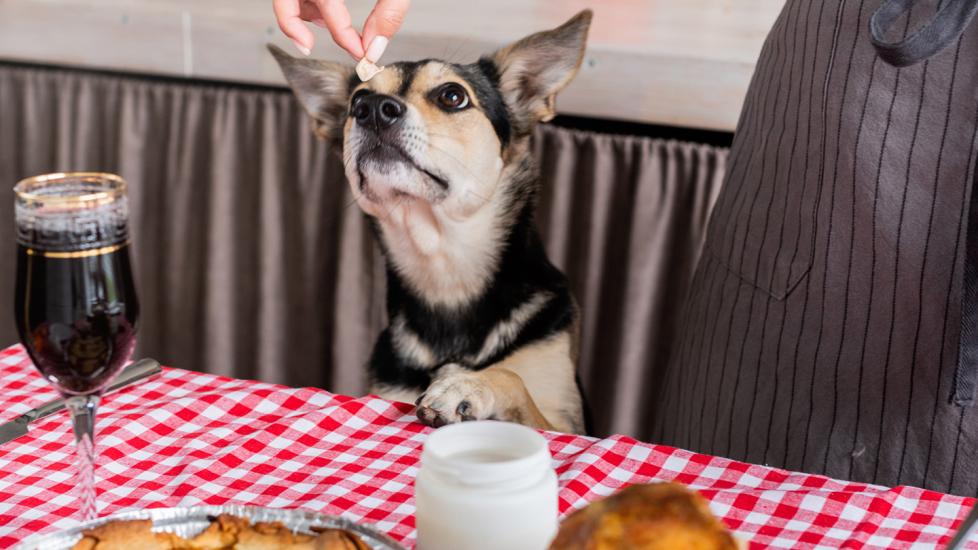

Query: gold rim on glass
[
  {"left": 23, "top": 242, "right": 129, "bottom": 259},
  {"left": 14, "top": 172, "right": 127, "bottom": 206}
]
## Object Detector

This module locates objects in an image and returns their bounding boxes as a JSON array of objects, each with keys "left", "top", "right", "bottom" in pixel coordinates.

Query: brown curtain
[{"left": 0, "top": 63, "right": 726, "bottom": 439}]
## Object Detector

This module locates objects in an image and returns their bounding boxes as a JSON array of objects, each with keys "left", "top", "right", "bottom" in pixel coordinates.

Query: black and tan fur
[{"left": 269, "top": 10, "right": 593, "bottom": 434}]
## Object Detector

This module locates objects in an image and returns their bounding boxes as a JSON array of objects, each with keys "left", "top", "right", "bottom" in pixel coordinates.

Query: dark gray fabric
[
  {"left": 0, "top": 63, "right": 727, "bottom": 439},
  {"left": 654, "top": 0, "right": 978, "bottom": 495},
  {"left": 957, "top": 158, "right": 978, "bottom": 405},
  {"left": 870, "top": 0, "right": 978, "bottom": 67}
]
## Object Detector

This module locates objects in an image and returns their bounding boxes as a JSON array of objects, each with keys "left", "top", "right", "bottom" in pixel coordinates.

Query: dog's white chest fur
[{"left": 380, "top": 195, "right": 505, "bottom": 307}]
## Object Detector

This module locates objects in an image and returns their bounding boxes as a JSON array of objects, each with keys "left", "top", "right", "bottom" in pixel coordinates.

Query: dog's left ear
[
  {"left": 489, "top": 10, "right": 592, "bottom": 127},
  {"left": 268, "top": 44, "right": 354, "bottom": 140}
]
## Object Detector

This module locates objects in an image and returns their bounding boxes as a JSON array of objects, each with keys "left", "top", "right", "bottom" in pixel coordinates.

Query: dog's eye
[{"left": 433, "top": 83, "right": 470, "bottom": 111}]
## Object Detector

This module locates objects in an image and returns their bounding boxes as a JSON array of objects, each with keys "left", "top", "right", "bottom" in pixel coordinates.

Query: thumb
[{"left": 361, "top": 0, "right": 410, "bottom": 62}]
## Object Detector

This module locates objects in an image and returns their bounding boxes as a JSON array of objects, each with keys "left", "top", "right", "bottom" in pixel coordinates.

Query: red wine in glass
[
  {"left": 15, "top": 243, "right": 138, "bottom": 395},
  {"left": 12, "top": 172, "right": 139, "bottom": 522}
]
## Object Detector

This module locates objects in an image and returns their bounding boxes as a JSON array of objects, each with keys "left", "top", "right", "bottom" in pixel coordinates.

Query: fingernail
[
  {"left": 291, "top": 39, "right": 311, "bottom": 56},
  {"left": 365, "top": 36, "right": 389, "bottom": 63}
]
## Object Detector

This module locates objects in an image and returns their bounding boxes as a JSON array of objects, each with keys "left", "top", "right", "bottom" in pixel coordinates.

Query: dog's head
[{"left": 269, "top": 10, "right": 591, "bottom": 221}]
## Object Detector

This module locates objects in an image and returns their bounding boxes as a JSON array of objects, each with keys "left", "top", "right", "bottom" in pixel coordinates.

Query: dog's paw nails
[
  {"left": 415, "top": 393, "right": 426, "bottom": 406},
  {"left": 457, "top": 400, "right": 475, "bottom": 421},
  {"left": 417, "top": 405, "right": 441, "bottom": 426},
  {"left": 416, "top": 372, "right": 495, "bottom": 427},
  {"left": 417, "top": 405, "right": 448, "bottom": 428}
]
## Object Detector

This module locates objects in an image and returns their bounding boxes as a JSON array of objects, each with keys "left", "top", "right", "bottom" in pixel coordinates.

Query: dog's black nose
[{"left": 352, "top": 94, "right": 406, "bottom": 131}]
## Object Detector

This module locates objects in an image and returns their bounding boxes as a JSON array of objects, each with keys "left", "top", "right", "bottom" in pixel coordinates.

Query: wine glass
[{"left": 12, "top": 172, "right": 139, "bottom": 521}]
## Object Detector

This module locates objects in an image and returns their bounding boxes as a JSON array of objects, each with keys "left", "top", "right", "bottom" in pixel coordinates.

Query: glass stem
[{"left": 65, "top": 394, "right": 100, "bottom": 522}]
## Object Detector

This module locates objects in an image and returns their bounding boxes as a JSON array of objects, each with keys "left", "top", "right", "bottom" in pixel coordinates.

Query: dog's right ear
[
  {"left": 268, "top": 44, "right": 354, "bottom": 140},
  {"left": 488, "top": 10, "right": 592, "bottom": 131}
]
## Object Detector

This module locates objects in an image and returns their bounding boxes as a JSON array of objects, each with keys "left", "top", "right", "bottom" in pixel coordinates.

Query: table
[{"left": 0, "top": 344, "right": 974, "bottom": 549}]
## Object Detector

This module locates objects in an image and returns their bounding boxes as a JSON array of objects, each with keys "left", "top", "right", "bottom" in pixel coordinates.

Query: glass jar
[{"left": 415, "top": 421, "right": 559, "bottom": 550}]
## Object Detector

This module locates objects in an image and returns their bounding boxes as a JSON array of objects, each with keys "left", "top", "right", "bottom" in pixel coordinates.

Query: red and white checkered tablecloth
[{"left": 0, "top": 344, "right": 974, "bottom": 549}]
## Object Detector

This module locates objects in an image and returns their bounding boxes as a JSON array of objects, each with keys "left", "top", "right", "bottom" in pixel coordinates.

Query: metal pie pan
[{"left": 16, "top": 504, "right": 407, "bottom": 550}]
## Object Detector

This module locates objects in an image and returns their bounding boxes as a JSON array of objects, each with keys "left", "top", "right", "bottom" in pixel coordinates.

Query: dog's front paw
[{"left": 416, "top": 366, "right": 495, "bottom": 428}]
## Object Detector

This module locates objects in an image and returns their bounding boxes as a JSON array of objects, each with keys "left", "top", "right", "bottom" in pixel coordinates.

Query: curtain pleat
[{"left": 0, "top": 63, "right": 725, "bottom": 439}]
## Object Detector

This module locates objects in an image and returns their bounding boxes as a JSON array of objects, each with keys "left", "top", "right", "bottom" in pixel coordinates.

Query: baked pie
[
  {"left": 69, "top": 513, "right": 371, "bottom": 550},
  {"left": 548, "top": 482, "right": 741, "bottom": 550}
]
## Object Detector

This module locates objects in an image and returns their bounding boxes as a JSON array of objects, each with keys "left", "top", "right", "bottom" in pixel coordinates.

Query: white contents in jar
[{"left": 415, "top": 421, "right": 559, "bottom": 550}]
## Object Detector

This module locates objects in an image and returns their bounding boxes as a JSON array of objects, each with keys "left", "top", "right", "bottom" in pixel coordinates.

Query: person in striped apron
[{"left": 654, "top": 0, "right": 978, "bottom": 495}]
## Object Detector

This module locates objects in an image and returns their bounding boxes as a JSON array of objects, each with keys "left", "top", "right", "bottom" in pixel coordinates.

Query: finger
[
  {"left": 272, "top": 0, "right": 314, "bottom": 55},
  {"left": 317, "top": 0, "right": 365, "bottom": 60},
  {"left": 362, "top": 0, "right": 410, "bottom": 62},
  {"left": 298, "top": 1, "right": 327, "bottom": 28}
]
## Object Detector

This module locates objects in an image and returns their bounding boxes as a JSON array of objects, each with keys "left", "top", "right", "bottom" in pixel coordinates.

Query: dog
[{"left": 269, "top": 10, "right": 593, "bottom": 435}]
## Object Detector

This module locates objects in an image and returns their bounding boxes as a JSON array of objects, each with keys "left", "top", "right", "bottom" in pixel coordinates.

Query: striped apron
[{"left": 653, "top": 0, "right": 978, "bottom": 495}]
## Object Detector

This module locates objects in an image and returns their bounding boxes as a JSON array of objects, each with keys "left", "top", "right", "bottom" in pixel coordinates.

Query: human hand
[{"left": 272, "top": 0, "right": 410, "bottom": 63}]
